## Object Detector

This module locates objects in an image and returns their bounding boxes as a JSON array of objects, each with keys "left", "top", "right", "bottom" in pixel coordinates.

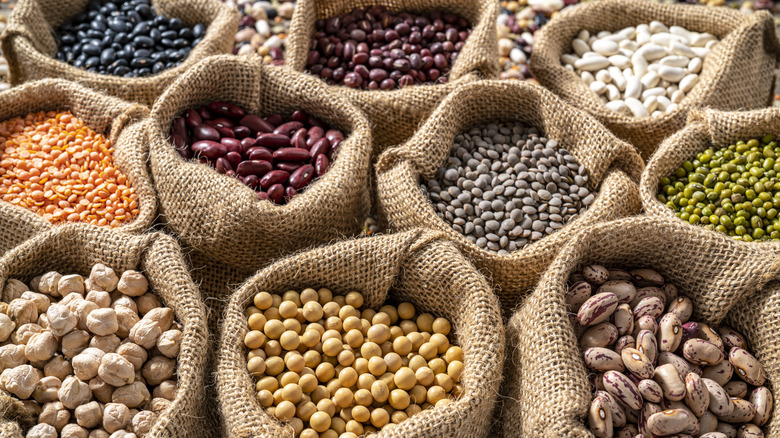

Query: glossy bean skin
[
  {"left": 637, "top": 379, "right": 663, "bottom": 403},
  {"left": 603, "top": 370, "right": 643, "bottom": 410},
  {"left": 703, "top": 360, "right": 734, "bottom": 387},
  {"left": 621, "top": 348, "right": 653, "bottom": 379},
  {"left": 647, "top": 409, "right": 693, "bottom": 436},
  {"left": 718, "top": 327, "right": 748, "bottom": 351},
  {"left": 578, "top": 293, "right": 619, "bottom": 327},
  {"left": 654, "top": 364, "right": 686, "bottom": 401},
  {"left": 584, "top": 348, "right": 624, "bottom": 372},
  {"left": 636, "top": 330, "right": 657, "bottom": 364},
  {"left": 658, "top": 312, "right": 682, "bottom": 353},
  {"left": 718, "top": 398, "right": 756, "bottom": 424},
  {"left": 749, "top": 387, "right": 772, "bottom": 426},
  {"left": 724, "top": 381, "right": 748, "bottom": 399},
  {"left": 596, "top": 391, "right": 626, "bottom": 428},
  {"left": 597, "top": 281, "right": 636, "bottom": 304},
  {"left": 580, "top": 323, "right": 619, "bottom": 349},
  {"left": 588, "top": 395, "right": 613, "bottom": 438},
  {"left": 683, "top": 339, "right": 724, "bottom": 366},
  {"left": 703, "top": 378, "right": 735, "bottom": 417},
  {"left": 729, "top": 347, "right": 766, "bottom": 386},
  {"left": 684, "top": 372, "right": 709, "bottom": 416},
  {"left": 613, "top": 304, "right": 634, "bottom": 336}
]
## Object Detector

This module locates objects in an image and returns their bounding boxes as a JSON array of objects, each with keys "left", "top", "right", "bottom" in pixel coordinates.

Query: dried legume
[
  {"left": 421, "top": 121, "right": 593, "bottom": 254},
  {"left": 561, "top": 22, "right": 717, "bottom": 118},
  {"left": 245, "top": 289, "right": 463, "bottom": 436},
  {"left": 305, "top": 6, "right": 471, "bottom": 89},
  {"left": 658, "top": 134, "right": 780, "bottom": 241},
  {"left": 0, "top": 111, "right": 139, "bottom": 227},
  {"left": 225, "top": 0, "right": 293, "bottom": 62},
  {"left": 569, "top": 265, "right": 772, "bottom": 437},
  {"left": 170, "top": 102, "right": 342, "bottom": 204},
  {"left": 55, "top": 0, "right": 205, "bottom": 77},
  {"left": 0, "top": 266, "right": 179, "bottom": 437}
]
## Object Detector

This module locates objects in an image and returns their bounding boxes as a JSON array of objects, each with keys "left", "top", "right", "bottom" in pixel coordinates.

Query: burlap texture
[
  {"left": 147, "top": 55, "right": 373, "bottom": 272},
  {"left": 0, "top": 225, "right": 210, "bottom": 437},
  {"left": 530, "top": 0, "right": 780, "bottom": 159},
  {"left": 0, "top": 0, "right": 238, "bottom": 106},
  {"left": 216, "top": 229, "right": 504, "bottom": 438},
  {"left": 376, "top": 79, "right": 645, "bottom": 310},
  {"left": 500, "top": 215, "right": 780, "bottom": 437},
  {"left": 0, "top": 79, "right": 156, "bottom": 256},
  {"left": 285, "top": 0, "right": 498, "bottom": 151}
]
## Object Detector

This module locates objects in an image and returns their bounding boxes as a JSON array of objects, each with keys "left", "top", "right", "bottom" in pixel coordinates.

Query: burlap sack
[
  {"left": 0, "top": 79, "right": 156, "bottom": 256},
  {"left": 285, "top": 0, "right": 498, "bottom": 151},
  {"left": 148, "top": 55, "right": 373, "bottom": 272},
  {"left": 500, "top": 215, "right": 780, "bottom": 437},
  {"left": 376, "top": 79, "right": 645, "bottom": 310},
  {"left": 0, "top": 0, "right": 238, "bottom": 106},
  {"left": 530, "top": 0, "right": 780, "bottom": 159},
  {"left": 217, "top": 229, "right": 504, "bottom": 438},
  {"left": 0, "top": 225, "right": 210, "bottom": 437}
]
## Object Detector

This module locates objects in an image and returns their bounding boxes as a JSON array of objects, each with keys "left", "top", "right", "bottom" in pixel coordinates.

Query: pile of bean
[
  {"left": 421, "top": 121, "right": 593, "bottom": 254},
  {"left": 658, "top": 134, "right": 780, "bottom": 242},
  {"left": 0, "top": 111, "right": 139, "bottom": 227},
  {"left": 0, "top": 265, "right": 180, "bottom": 438},
  {"left": 54, "top": 0, "right": 205, "bottom": 77},
  {"left": 226, "top": 0, "right": 294, "bottom": 62},
  {"left": 562, "top": 22, "right": 717, "bottom": 118},
  {"left": 170, "top": 102, "right": 342, "bottom": 204},
  {"left": 568, "top": 265, "right": 772, "bottom": 437},
  {"left": 244, "top": 289, "right": 463, "bottom": 437},
  {"left": 305, "top": 6, "right": 471, "bottom": 89}
]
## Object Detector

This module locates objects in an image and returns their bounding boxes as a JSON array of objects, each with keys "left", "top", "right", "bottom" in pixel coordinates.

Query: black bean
[
  {"left": 82, "top": 43, "right": 101, "bottom": 56},
  {"left": 100, "top": 49, "right": 116, "bottom": 65},
  {"left": 192, "top": 23, "right": 205, "bottom": 39},
  {"left": 133, "top": 35, "right": 154, "bottom": 48}
]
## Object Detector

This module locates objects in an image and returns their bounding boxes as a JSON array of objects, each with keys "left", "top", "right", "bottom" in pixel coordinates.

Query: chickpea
[
  {"left": 86, "top": 290, "right": 112, "bottom": 308},
  {"left": 74, "top": 300, "right": 100, "bottom": 331},
  {"left": 112, "top": 381, "right": 150, "bottom": 408},
  {"left": 116, "top": 271, "right": 148, "bottom": 297},
  {"left": 39, "top": 401, "right": 71, "bottom": 431},
  {"left": 90, "top": 377, "right": 114, "bottom": 403},
  {"left": 129, "top": 319, "right": 161, "bottom": 350},
  {"left": 1, "top": 364, "right": 39, "bottom": 398},
  {"left": 44, "top": 355, "right": 72, "bottom": 380},
  {"left": 4, "top": 279, "right": 29, "bottom": 301},
  {"left": 152, "top": 380, "right": 177, "bottom": 401},
  {"left": 114, "top": 307, "right": 139, "bottom": 339},
  {"left": 60, "top": 329, "right": 89, "bottom": 358},
  {"left": 38, "top": 272, "right": 63, "bottom": 296},
  {"left": 88, "top": 430, "right": 110, "bottom": 438},
  {"left": 103, "top": 403, "right": 130, "bottom": 433},
  {"left": 21, "top": 291, "right": 51, "bottom": 314},
  {"left": 134, "top": 293, "right": 161, "bottom": 316},
  {"left": 24, "top": 331, "right": 57, "bottom": 362},
  {"left": 130, "top": 410, "right": 157, "bottom": 436},
  {"left": 0, "top": 313, "right": 15, "bottom": 342},
  {"left": 73, "top": 348, "right": 105, "bottom": 380},
  {"left": 26, "top": 423, "right": 57, "bottom": 438},
  {"left": 142, "top": 356, "right": 175, "bottom": 386},
  {"left": 111, "top": 296, "right": 138, "bottom": 314},
  {"left": 11, "top": 323, "right": 42, "bottom": 345},
  {"left": 86, "top": 308, "right": 119, "bottom": 336},
  {"left": 31, "top": 374, "right": 61, "bottom": 404},
  {"left": 108, "top": 431, "right": 137, "bottom": 438},
  {"left": 90, "top": 334, "right": 121, "bottom": 354},
  {"left": 90, "top": 265, "right": 119, "bottom": 292},
  {"left": 57, "top": 274, "right": 85, "bottom": 297},
  {"left": 147, "top": 397, "right": 172, "bottom": 414},
  {"left": 8, "top": 299, "right": 37, "bottom": 326},
  {"left": 157, "top": 329, "right": 182, "bottom": 358},
  {"left": 98, "top": 353, "right": 135, "bottom": 387},
  {"left": 143, "top": 308, "right": 173, "bottom": 332},
  {"left": 75, "top": 401, "right": 103, "bottom": 429}
]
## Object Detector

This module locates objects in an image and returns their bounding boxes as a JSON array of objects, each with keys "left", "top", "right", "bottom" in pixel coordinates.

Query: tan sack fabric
[
  {"left": 531, "top": 0, "right": 780, "bottom": 159},
  {"left": 285, "top": 0, "right": 499, "bottom": 150},
  {"left": 0, "top": 225, "right": 210, "bottom": 436},
  {"left": 0, "top": 0, "right": 238, "bottom": 106},
  {"left": 500, "top": 215, "right": 780, "bottom": 436},
  {"left": 217, "top": 229, "right": 504, "bottom": 438},
  {"left": 0, "top": 79, "right": 155, "bottom": 256},
  {"left": 147, "top": 55, "right": 373, "bottom": 271},
  {"left": 376, "top": 79, "right": 644, "bottom": 310}
]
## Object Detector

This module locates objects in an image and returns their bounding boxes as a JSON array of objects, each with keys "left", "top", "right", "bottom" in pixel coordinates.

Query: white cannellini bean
[
  {"left": 640, "top": 71, "right": 660, "bottom": 89},
  {"left": 581, "top": 71, "right": 596, "bottom": 85},
  {"left": 605, "top": 100, "right": 628, "bottom": 114},
  {"left": 561, "top": 54, "right": 580, "bottom": 66},
  {"left": 572, "top": 38, "right": 590, "bottom": 57},
  {"left": 649, "top": 21, "right": 669, "bottom": 33},
  {"left": 575, "top": 56, "right": 611, "bottom": 71},
  {"left": 687, "top": 57, "right": 702, "bottom": 74},
  {"left": 596, "top": 69, "right": 612, "bottom": 83},
  {"left": 631, "top": 53, "right": 648, "bottom": 77},
  {"left": 659, "top": 55, "right": 689, "bottom": 68},
  {"left": 606, "top": 84, "right": 620, "bottom": 101},
  {"left": 608, "top": 55, "right": 631, "bottom": 69},
  {"left": 643, "top": 95, "right": 658, "bottom": 113},
  {"left": 641, "top": 87, "right": 666, "bottom": 100},
  {"left": 656, "top": 95, "right": 672, "bottom": 111},
  {"left": 652, "top": 110, "right": 664, "bottom": 117},
  {"left": 636, "top": 31, "right": 651, "bottom": 45},
  {"left": 671, "top": 42, "right": 696, "bottom": 58},
  {"left": 590, "top": 81, "right": 607, "bottom": 95},
  {"left": 625, "top": 98, "right": 649, "bottom": 117},
  {"left": 692, "top": 47, "right": 710, "bottom": 58},
  {"left": 619, "top": 40, "right": 638, "bottom": 51},
  {"left": 650, "top": 33, "right": 673, "bottom": 46},
  {"left": 657, "top": 65, "right": 685, "bottom": 82},
  {"left": 639, "top": 44, "right": 667, "bottom": 61},
  {"left": 671, "top": 90, "right": 685, "bottom": 104},
  {"left": 624, "top": 76, "right": 642, "bottom": 99},
  {"left": 578, "top": 29, "right": 590, "bottom": 41},
  {"left": 608, "top": 67, "right": 627, "bottom": 91},
  {"left": 669, "top": 26, "right": 692, "bottom": 40},
  {"left": 679, "top": 74, "right": 699, "bottom": 93}
]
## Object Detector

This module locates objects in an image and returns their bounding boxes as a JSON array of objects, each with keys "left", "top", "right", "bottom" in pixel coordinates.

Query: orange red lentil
[{"left": 0, "top": 110, "right": 138, "bottom": 227}]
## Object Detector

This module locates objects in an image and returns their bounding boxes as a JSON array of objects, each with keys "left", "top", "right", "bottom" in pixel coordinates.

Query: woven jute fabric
[
  {"left": 499, "top": 215, "right": 780, "bottom": 436},
  {"left": 216, "top": 229, "right": 504, "bottom": 438},
  {"left": 0, "top": 79, "right": 156, "bottom": 256},
  {"left": 376, "top": 79, "right": 645, "bottom": 310},
  {"left": 0, "top": 0, "right": 238, "bottom": 106},
  {"left": 530, "top": 0, "right": 780, "bottom": 159},
  {"left": 285, "top": 0, "right": 498, "bottom": 151},
  {"left": 147, "top": 55, "right": 373, "bottom": 271},
  {"left": 0, "top": 225, "right": 210, "bottom": 437}
]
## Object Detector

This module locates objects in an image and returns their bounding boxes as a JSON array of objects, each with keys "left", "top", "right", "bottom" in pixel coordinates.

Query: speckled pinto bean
[
  {"left": 703, "top": 378, "right": 735, "bottom": 417},
  {"left": 598, "top": 281, "right": 636, "bottom": 304},
  {"left": 739, "top": 424, "right": 765, "bottom": 438},
  {"left": 647, "top": 409, "right": 693, "bottom": 435},
  {"left": 583, "top": 347, "right": 624, "bottom": 372},
  {"left": 171, "top": 105, "right": 344, "bottom": 204},
  {"left": 633, "top": 315, "right": 659, "bottom": 337},
  {"left": 621, "top": 348, "right": 653, "bottom": 379},
  {"left": 729, "top": 347, "right": 766, "bottom": 386},
  {"left": 719, "top": 397, "right": 756, "bottom": 423},
  {"left": 613, "top": 304, "right": 634, "bottom": 336},
  {"left": 577, "top": 293, "right": 618, "bottom": 326},
  {"left": 703, "top": 359, "right": 734, "bottom": 386},
  {"left": 683, "top": 339, "right": 724, "bottom": 366},
  {"left": 684, "top": 373, "right": 709, "bottom": 416},
  {"left": 629, "top": 287, "right": 666, "bottom": 309},
  {"left": 719, "top": 326, "right": 748, "bottom": 351},
  {"left": 603, "top": 370, "right": 643, "bottom": 410},
  {"left": 596, "top": 391, "right": 626, "bottom": 428},
  {"left": 638, "top": 379, "right": 664, "bottom": 403},
  {"left": 588, "top": 395, "right": 613, "bottom": 438},
  {"left": 615, "top": 335, "right": 635, "bottom": 355},
  {"left": 565, "top": 281, "right": 591, "bottom": 311},
  {"left": 633, "top": 296, "right": 665, "bottom": 320},
  {"left": 725, "top": 380, "right": 749, "bottom": 398},
  {"left": 639, "top": 402, "right": 662, "bottom": 435},
  {"left": 579, "top": 322, "right": 618, "bottom": 349},
  {"left": 654, "top": 364, "right": 686, "bottom": 401},
  {"left": 657, "top": 352, "right": 697, "bottom": 380},
  {"left": 636, "top": 329, "right": 658, "bottom": 364},
  {"left": 668, "top": 297, "right": 694, "bottom": 323},
  {"left": 750, "top": 387, "right": 773, "bottom": 426}
]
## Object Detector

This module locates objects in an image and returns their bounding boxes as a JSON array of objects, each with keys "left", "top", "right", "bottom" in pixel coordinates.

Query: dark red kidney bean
[
  {"left": 216, "top": 157, "right": 232, "bottom": 174},
  {"left": 256, "top": 191, "right": 269, "bottom": 201},
  {"left": 256, "top": 133, "right": 291, "bottom": 149},
  {"left": 309, "top": 138, "right": 331, "bottom": 158},
  {"left": 285, "top": 186, "right": 298, "bottom": 200},
  {"left": 289, "top": 165, "right": 315, "bottom": 190},
  {"left": 329, "top": 138, "right": 341, "bottom": 156},
  {"left": 185, "top": 109, "right": 202, "bottom": 129},
  {"left": 306, "top": 127, "right": 325, "bottom": 148},
  {"left": 276, "top": 162, "right": 303, "bottom": 173},
  {"left": 247, "top": 147, "right": 273, "bottom": 162},
  {"left": 240, "top": 137, "right": 257, "bottom": 152},
  {"left": 240, "top": 115, "right": 274, "bottom": 134},
  {"left": 233, "top": 126, "right": 252, "bottom": 139},
  {"left": 171, "top": 134, "right": 186, "bottom": 151},
  {"left": 216, "top": 126, "right": 235, "bottom": 138},
  {"left": 193, "top": 125, "right": 220, "bottom": 142},
  {"left": 226, "top": 170, "right": 236, "bottom": 177},
  {"left": 236, "top": 160, "right": 273, "bottom": 177},
  {"left": 198, "top": 107, "right": 212, "bottom": 121},
  {"left": 273, "top": 121, "right": 304, "bottom": 137},
  {"left": 265, "top": 114, "right": 283, "bottom": 126},
  {"left": 191, "top": 141, "right": 226, "bottom": 159},
  {"left": 220, "top": 138, "right": 243, "bottom": 154},
  {"left": 225, "top": 152, "right": 242, "bottom": 169},
  {"left": 260, "top": 170, "right": 290, "bottom": 189},
  {"left": 172, "top": 117, "right": 189, "bottom": 142},
  {"left": 174, "top": 144, "right": 193, "bottom": 160},
  {"left": 291, "top": 128, "right": 308, "bottom": 149},
  {"left": 207, "top": 102, "right": 245, "bottom": 119},
  {"left": 267, "top": 184, "right": 285, "bottom": 204},
  {"left": 315, "top": 155, "right": 330, "bottom": 176},
  {"left": 245, "top": 175, "right": 260, "bottom": 189},
  {"left": 291, "top": 110, "right": 308, "bottom": 122},
  {"left": 212, "top": 118, "right": 235, "bottom": 129},
  {"left": 273, "top": 148, "right": 311, "bottom": 163},
  {"left": 198, "top": 157, "right": 209, "bottom": 164}
]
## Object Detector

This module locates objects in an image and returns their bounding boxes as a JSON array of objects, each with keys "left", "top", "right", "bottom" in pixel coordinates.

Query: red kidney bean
[
  {"left": 285, "top": 186, "right": 298, "bottom": 200},
  {"left": 216, "top": 157, "right": 232, "bottom": 174},
  {"left": 225, "top": 152, "right": 242, "bottom": 169},
  {"left": 236, "top": 160, "right": 273, "bottom": 177},
  {"left": 245, "top": 175, "right": 260, "bottom": 190},
  {"left": 207, "top": 102, "right": 245, "bottom": 119},
  {"left": 306, "top": 127, "right": 325, "bottom": 148},
  {"left": 233, "top": 126, "right": 252, "bottom": 139},
  {"left": 256, "top": 133, "right": 291, "bottom": 149},
  {"left": 216, "top": 126, "right": 235, "bottom": 138},
  {"left": 273, "top": 122, "right": 304, "bottom": 137},
  {"left": 226, "top": 170, "right": 236, "bottom": 177},
  {"left": 240, "top": 115, "right": 274, "bottom": 134},
  {"left": 198, "top": 107, "right": 212, "bottom": 121},
  {"left": 276, "top": 162, "right": 303, "bottom": 173},
  {"left": 309, "top": 138, "right": 330, "bottom": 158},
  {"left": 240, "top": 137, "right": 257, "bottom": 152},
  {"left": 172, "top": 117, "right": 189, "bottom": 143},
  {"left": 273, "top": 148, "right": 311, "bottom": 163},
  {"left": 315, "top": 155, "right": 330, "bottom": 176},
  {"left": 220, "top": 138, "right": 243, "bottom": 154},
  {"left": 185, "top": 109, "right": 202, "bottom": 129},
  {"left": 256, "top": 191, "right": 269, "bottom": 201},
  {"left": 329, "top": 139, "right": 342, "bottom": 157},
  {"left": 260, "top": 170, "right": 290, "bottom": 189},
  {"left": 325, "top": 129, "right": 344, "bottom": 144},
  {"left": 247, "top": 147, "right": 273, "bottom": 162},
  {"left": 212, "top": 118, "right": 235, "bottom": 129},
  {"left": 171, "top": 134, "right": 186, "bottom": 151},
  {"left": 289, "top": 165, "right": 315, "bottom": 190},
  {"left": 193, "top": 125, "right": 220, "bottom": 142},
  {"left": 192, "top": 141, "right": 226, "bottom": 159},
  {"left": 291, "top": 129, "right": 308, "bottom": 149},
  {"left": 291, "top": 111, "right": 308, "bottom": 122},
  {"left": 265, "top": 114, "right": 283, "bottom": 126},
  {"left": 267, "top": 184, "right": 285, "bottom": 203}
]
